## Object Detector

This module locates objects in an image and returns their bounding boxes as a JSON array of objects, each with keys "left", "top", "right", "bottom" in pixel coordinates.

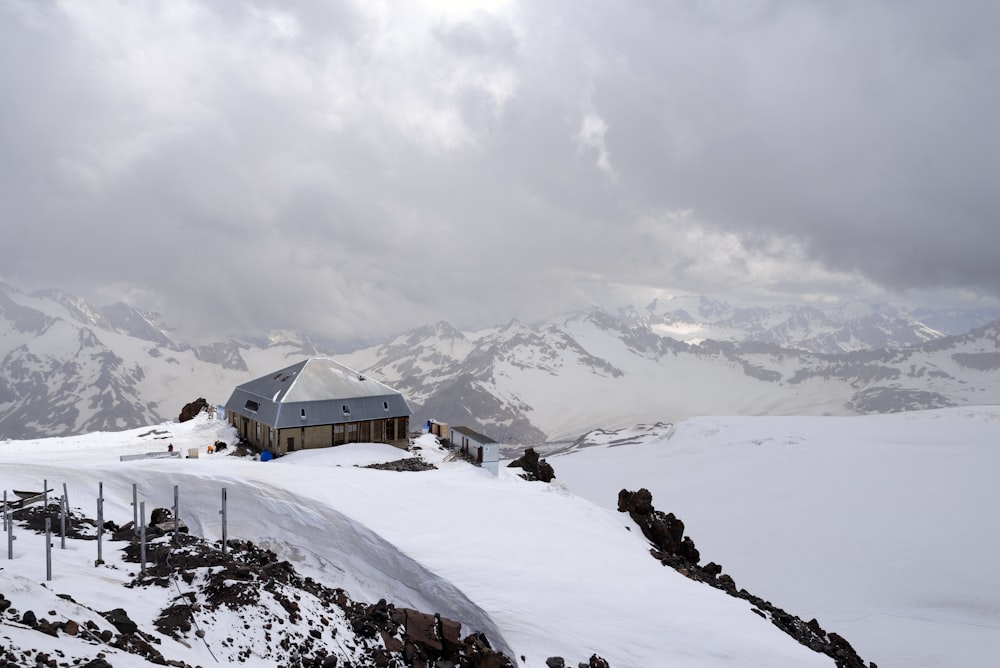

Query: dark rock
[
  {"left": 21, "top": 610, "right": 37, "bottom": 627},
  {"left": 150, "top": 507, "right": 172, "bottom": 525},
  {"left": 102, "top": 607, "right": 138, "bottom": 635},
  {"left": 702, "top": 562, "right": 723, "bottom": 577},
  {"left": 618, "top": 488, "right": 695, "bottom": 562},
  {"left": 546, "top": 658, "right": 566, "bottom": 668},
  {"left": 82, "top": 660, "right": 113, "bottom": 668},
  {"left": 508, "top": 447, "right": 556, "bottom": 482},
  {"left": 178, "top": 397, "right": 210, "bottom": 422}
]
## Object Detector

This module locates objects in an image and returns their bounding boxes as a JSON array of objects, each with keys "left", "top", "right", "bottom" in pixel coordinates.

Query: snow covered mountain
[
  {"left": 639, "top": 295, "right": 947, "bottom": 351},
  {"left": 1, "top": 280, "right": 998, "bottom": 443},
  {"left": 0, "top": 281, "right": 325, "bottom": 439},
  {"left": 339, "top": 310, "right": 1000, "bottom": 442}
]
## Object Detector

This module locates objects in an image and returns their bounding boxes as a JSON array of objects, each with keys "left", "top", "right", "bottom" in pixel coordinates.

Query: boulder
[
  {"left": 102, "top": 608, "right": 138, "bottom": 635},
  {"left": 508, "top": 447, "right": 556, "bottom": 482},
  {"left": 178, "top": 397, "right": 210, "bottom": 423}
]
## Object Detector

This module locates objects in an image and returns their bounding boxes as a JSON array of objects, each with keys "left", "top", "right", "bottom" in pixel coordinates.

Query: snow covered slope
[
  {"left": 552, "top": 407, "right": 1000, "bottom": 668},
  {"left": 0, "top": 414, "right": 835, "bottom": 667}
]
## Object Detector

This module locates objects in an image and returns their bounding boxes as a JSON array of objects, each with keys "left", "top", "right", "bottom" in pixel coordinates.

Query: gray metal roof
[
  {"left": 452, "top": 425, "right": 498, "bottom": 444},
  {"left": 224, "top": 358, "right": 411, "bottom": 429}
]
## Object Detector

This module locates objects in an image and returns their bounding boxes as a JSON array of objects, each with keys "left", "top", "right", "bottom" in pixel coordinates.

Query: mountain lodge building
[{"left": 224, "top": 358, "right": 412, "bottom": 456}]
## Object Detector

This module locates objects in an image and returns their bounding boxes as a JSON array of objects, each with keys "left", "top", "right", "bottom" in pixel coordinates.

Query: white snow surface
[
  {"left": 0, "top": 414, "right": 831, "bottom": 667},
  {"left": 553, "top": 406, "right": 1000, "bottom": 668}
]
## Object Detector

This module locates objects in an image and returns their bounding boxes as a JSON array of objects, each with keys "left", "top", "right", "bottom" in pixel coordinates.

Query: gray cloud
[{"left": 1, "top": 1, "right": 997, "bottom": 343}]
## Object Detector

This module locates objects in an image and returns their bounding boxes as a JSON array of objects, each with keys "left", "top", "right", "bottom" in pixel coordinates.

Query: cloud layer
[{"left": 2, "top": 1, "right": 997, "bottom": 342}]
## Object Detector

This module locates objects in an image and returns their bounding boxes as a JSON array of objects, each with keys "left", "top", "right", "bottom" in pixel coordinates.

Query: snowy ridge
[{"left": 0, "top": 414, "right": 837, "bottom": 667}]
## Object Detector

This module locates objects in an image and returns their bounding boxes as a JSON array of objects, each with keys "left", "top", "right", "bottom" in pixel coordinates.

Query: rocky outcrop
[
  {"left": 178, "top": 397, "right": 210, "bottom": 422},
  {"left": 507, "top": 447, "right": 556, "bottom": 482},
  {"left": 618, "top": 488, "right": 876, "bottom": 668}
]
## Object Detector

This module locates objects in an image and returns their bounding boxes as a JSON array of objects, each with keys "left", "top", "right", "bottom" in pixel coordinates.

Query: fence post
[
  {"left": 62, "top": 482, "right": 70, "bottom": 532},
  {"left": 139, "top": 501, "right": 147, "bottom": 576},
  {"left": 60, "top": 495, "right": 66, "bottom": 550},
  {"left": 44, "top": 479, "right": 48, "bottom": 508},
  {"left": 4, "top": 491, "right": 11, "bottom": 560},
  {"left": 132, "top": 483, "right": 138, "bottom": 536},
  {"left": 96, "top": 482, "right": 104, "bottom": 566},
  {"left": 220, "top": 488, "right": 227, "bottom": 556},
  {"left": 45, "top": 518, "right": 52, "bottom": 581},
  {"left": 173, "top": 485, "right": 179, "bottom": 547}
]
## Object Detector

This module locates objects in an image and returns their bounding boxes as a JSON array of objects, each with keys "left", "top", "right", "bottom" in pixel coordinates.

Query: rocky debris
[
  {"left": 178, "top": 397, "right": 210, "bottom": 422},
  {"left": 1, "top": 505, "right": 522, "bottom": 668},
  {"left": 618, "top": 487, "right": 875, "bottom": 668},
  {"left": 7, "top": 502, "right": 99, "bottom": 540},
  {"left": 507, "top": 447, "right": 556, "bottom": 482},
  {"left": 364, "top": 457, "right": 438, "bottom": 472},
  {"left": 128, "top": 533, "right": 517, "bottom": 668}
]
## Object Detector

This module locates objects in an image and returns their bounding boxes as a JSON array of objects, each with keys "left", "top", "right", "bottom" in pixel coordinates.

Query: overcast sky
[{"left": 2, "top": 1, "right": 998, "bottom": 343}]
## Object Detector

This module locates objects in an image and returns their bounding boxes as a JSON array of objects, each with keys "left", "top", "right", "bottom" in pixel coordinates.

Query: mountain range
[{"left": 1, "top": 280, "right": 998, "bottom": 442}]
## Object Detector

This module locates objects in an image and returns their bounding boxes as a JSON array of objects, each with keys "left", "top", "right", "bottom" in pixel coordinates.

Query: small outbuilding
[
  {"left": 224, "top": 358, "right": 412, "bottom": 456},
  {"left": 452, "top": 426, "right": 500, "bottom": 475}
]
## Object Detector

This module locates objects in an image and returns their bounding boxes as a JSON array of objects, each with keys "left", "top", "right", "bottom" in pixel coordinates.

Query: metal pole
[
  {"left": 60, "top": 496, "right": 66, "bottom": 549},
  {"left": 62, "top": 483, "right": 70, "bottom": 532},
  {"left": 44, "top": 479, "right": 48, "bottom": 508},
  {"left": 139, "top": 501, "right": 146, "bottom": 576},
  {"left": 5, "top": 491, "right": 11, "bottom": 560},
  {"left": 96, "top": 482, "right": 104, "bottom": 566},
  {"left": 45, "top": 518, "right": 52, "bottom": 581},
  {"left": 173, "top": 485, "right": 179, "bottom": 547},
  {"left": 220, "top": 488, "right": 227, "bottom": 556},
  {"left": 132, "top": 483, "right": 138, "bottom": 536}
]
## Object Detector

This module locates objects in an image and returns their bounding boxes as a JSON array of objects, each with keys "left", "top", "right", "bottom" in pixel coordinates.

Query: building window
[
  {"left": 342, "top": 404, "right": 351, "bottom": 416},
  {"left": 334, "top": 424, "right": 345, "bottom": 445},
  {"left": 245, "top": 400, "right": 260, "bottom": 413},
  {"left": 300, "top": 408, "right": 306, "bottom": 419},
  {"left": 383, "top": 401, "right": 389, "bottom": 411}
]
